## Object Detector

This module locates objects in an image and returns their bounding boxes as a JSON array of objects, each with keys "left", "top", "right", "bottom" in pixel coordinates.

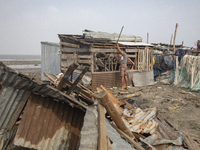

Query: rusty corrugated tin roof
[
  {"left": 14, "top": 94, "right": 85, "bottom": 150},
  {"left": 0, "top": 62, "right": 86, "bottom": 110}
]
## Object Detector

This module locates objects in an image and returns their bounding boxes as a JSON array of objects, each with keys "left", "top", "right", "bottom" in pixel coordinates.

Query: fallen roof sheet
[
  {"left": 14, "top": 94, "right": 85, "bottom": 150},
  {"left": 0, "top": 86, "right": 26, "bottom": 131},
  {"left": 0, "top": 62, "right": 86, "bottom": 110},
  {"left": 58, "top": 34, "right": 150, "bottom": 49}
]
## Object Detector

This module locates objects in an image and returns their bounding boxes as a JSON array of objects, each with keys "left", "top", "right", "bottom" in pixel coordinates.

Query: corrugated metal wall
[
  {"left": 41, "top": 42, "right": 61, "bottom": 81},
  {"left": 0, "top": 86, "right": 26, "bottom": 130},
  {"left": 92, "top": 71, "right": 132, "bottom": 91},
  {"left": 14, "top": 94, "right": 85, "bottom": 150}
]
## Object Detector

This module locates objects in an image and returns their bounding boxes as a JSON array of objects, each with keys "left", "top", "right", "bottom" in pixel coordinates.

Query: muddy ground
[{"left": 15, "top": 67, "right": 200, "bottom": 141}]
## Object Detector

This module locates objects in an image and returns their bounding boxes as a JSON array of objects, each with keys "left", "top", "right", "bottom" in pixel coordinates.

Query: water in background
[
  {"left": 0, "top": 55, "right": 41, "bottom": 61},
  {"left": 0, "top": 55, "right": 41, "bottom": 69}
]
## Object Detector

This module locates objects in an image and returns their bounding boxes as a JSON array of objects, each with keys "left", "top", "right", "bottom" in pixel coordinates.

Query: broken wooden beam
[
  {"left": 98, "top": 91, "right": 135, "bottom": 139},
  {"left": 98, "top": 104, "right": 107, "bottom": 150},
  {"left": 66, "top": 67, "right": 89, "bottom": 95},
  {"left": 57, "top": 63, "right": 78, "bottom": 90}
]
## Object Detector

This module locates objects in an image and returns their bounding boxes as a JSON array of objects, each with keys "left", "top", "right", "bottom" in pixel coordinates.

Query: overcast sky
[{"left": 0, "top": 0, "right": 199, "bottom": 55}]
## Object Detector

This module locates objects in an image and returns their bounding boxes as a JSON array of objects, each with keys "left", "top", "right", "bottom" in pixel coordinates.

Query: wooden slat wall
[{"left": 137, "top": 48, "right": 153, "bottom": 72}]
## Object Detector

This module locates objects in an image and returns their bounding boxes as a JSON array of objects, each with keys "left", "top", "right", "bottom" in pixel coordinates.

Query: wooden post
[
  {"left": 173, "top": 23, "right": 178, "bottom": 51},
  {"left": 91, "top": 53, "right": 94, "bottom": 73},
  {"left": 57, "top": 63, "right": 78, "bottom": 90},
  {"left": 98, "top": 104, "right": 107, "bottom": 150},
  {"left": 182, "top": 41, "right": 184, "bottom": 48},
  {"left": 170, "top": 34, "right": 173, "bottom": 51},
  {"left": 66, "top": 67, "right": 89, "bottom": 95},
  {"left": 98, "top": 91, "right": 135, "bottom": 139},
  {"left": 147, "top": 33, "right": 149, "bottom": 44}
]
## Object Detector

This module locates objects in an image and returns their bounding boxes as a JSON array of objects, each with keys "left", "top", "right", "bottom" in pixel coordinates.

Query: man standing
[{"left": 116, "top": 41, "right": 128, "bottom": 90}]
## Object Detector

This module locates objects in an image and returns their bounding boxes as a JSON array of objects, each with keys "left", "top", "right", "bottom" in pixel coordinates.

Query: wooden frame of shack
[{"left": 58, "top": 33, "right": 154, "bottom": 91}]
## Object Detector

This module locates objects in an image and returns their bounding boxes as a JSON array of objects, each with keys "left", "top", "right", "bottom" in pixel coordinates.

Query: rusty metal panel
[
  {"left": 0, "top": 62, "right": 86, "bottom": 110},
  {"left": 14, "top": 94, "right": 85, "bottom": 150},
  {"left": 92, "top": 72, "right": 132, "bottom": 91},
  {"left": 0, "top": 86, "right": 26, "bottom": 130}
]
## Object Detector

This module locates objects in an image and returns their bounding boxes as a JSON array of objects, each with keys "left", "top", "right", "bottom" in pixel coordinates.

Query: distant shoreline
[
  {"left": 0, "top": 54, "right": 41, "bottom": 60},
  {"left": 2, "top": 61, "right": 41, "bottom": 65}
]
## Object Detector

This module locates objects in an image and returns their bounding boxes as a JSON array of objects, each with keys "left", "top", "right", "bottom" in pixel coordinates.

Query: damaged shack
[{"left": 58, "top": 30, "right": 154, "bottom": 91}]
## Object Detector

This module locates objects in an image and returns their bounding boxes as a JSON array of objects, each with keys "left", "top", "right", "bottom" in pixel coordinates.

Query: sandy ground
[{"left": 12, "top": 66, "right": 200, "bottom": 141}]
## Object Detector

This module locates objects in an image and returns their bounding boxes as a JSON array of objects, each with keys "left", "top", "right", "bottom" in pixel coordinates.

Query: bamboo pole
[
  {"left": 147, "top": 33, "right": 149, "bottom": 44},
  {"left": 173, "top": 23, "right": 179, "bottom": 51}
]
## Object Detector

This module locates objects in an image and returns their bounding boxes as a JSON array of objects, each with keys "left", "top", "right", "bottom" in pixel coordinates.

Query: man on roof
[{"left": 116, "top": 41, "right": 128, "bottom": 90}]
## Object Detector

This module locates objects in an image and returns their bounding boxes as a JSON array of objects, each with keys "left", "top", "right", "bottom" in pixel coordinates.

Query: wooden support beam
[
  {"left": 57, "top": 63, "right": 78, "bottom": 90},
  {"left": 77, "top": 59, "right": 91, "bottom": 64},
  {"left": 127, "top": 54, "right": 136, "bottom": 58},
  {"left": 78, "top": 55, "right": 92, "bottom": 59},
  {"left": 98, "top": 91, "right": 135, "bottom": 139},
  {"left": 111, "top": 124, "right": 145, "bottom": 150},
  {"left": 7, "top": 91, "right": 31, "bottom": 130},
  {"left": 60, "top": 41, "right": 80, "bottom": 48},
  {"left": 66, "top": 67, "right": 89, "bottom": 95},
  {"left": 98, "top": 104, "right": 107, "bottom": 150}
]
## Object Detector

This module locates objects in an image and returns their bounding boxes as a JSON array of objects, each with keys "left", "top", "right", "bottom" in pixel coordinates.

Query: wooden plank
[
  {"left": 62, "top": 47, "right": 89, "bottom": 53},
  {"left": 90, "top": 48, "right": 118, "bottom": 53},
  {"left": 91, "top": 53, "right": 94, "bottom": 73},
  {"left": 97, "top": 89, "right": 135, "bottom": 139},
  {"left": 60, "top": 41, "right": 80, "bottom": 48},
  {"left": 126, "top": 49, "right": 139, "bottom": 53},
  {"left": 78, "top": 55, "right": 91, "bottom": 59},
  {"left": 77, "top": 59, "right": 91, "bottom": 64},
  {"left": 98, "top": 104, "right": 107, "bottom": 150},
  {"left": 66, "top": 67, "right": 89, "bottom": 95},
  {"left": 64, "top": 81, "right": 94, "bottom": 105},
  {"left": 127, "top": 54, "right": 136, "bottom": 58},
  {"left": 7, "top": 91, "right": 31, "bottom": 130},
  {"left": 57, "top": 63, "right": 78, "bottom": 90}
]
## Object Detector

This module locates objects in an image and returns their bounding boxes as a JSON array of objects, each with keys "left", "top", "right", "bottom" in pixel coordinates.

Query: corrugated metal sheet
[
  {"left": 79, "top": 106, "right": 98, "bottom": 150},
  {"left": 118, "top": 42, "right": 153, "bottom": 46},
  {"left": 0, "top": 86, "right": 26, "bottom": 130},
  {"left": 0, "top": 62, "right": 86, "bottom": 110},
  {"left": 14, "top": 94, "right": 85, "bottom": 150},
  {"left": 79, "top": 105, "right": 135, "bottom": 150},
  {"left": 41, "top": 42, "right": 61, "bottom": 81},
  {"left": 0, "top": 128, "right": 17, "bottom": 150},
  {"left": 92, "top": 71, "right": 132, "bottom": 91},
  {"left": 132, "top": 70, "right": 154, "bottom": 87}
]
